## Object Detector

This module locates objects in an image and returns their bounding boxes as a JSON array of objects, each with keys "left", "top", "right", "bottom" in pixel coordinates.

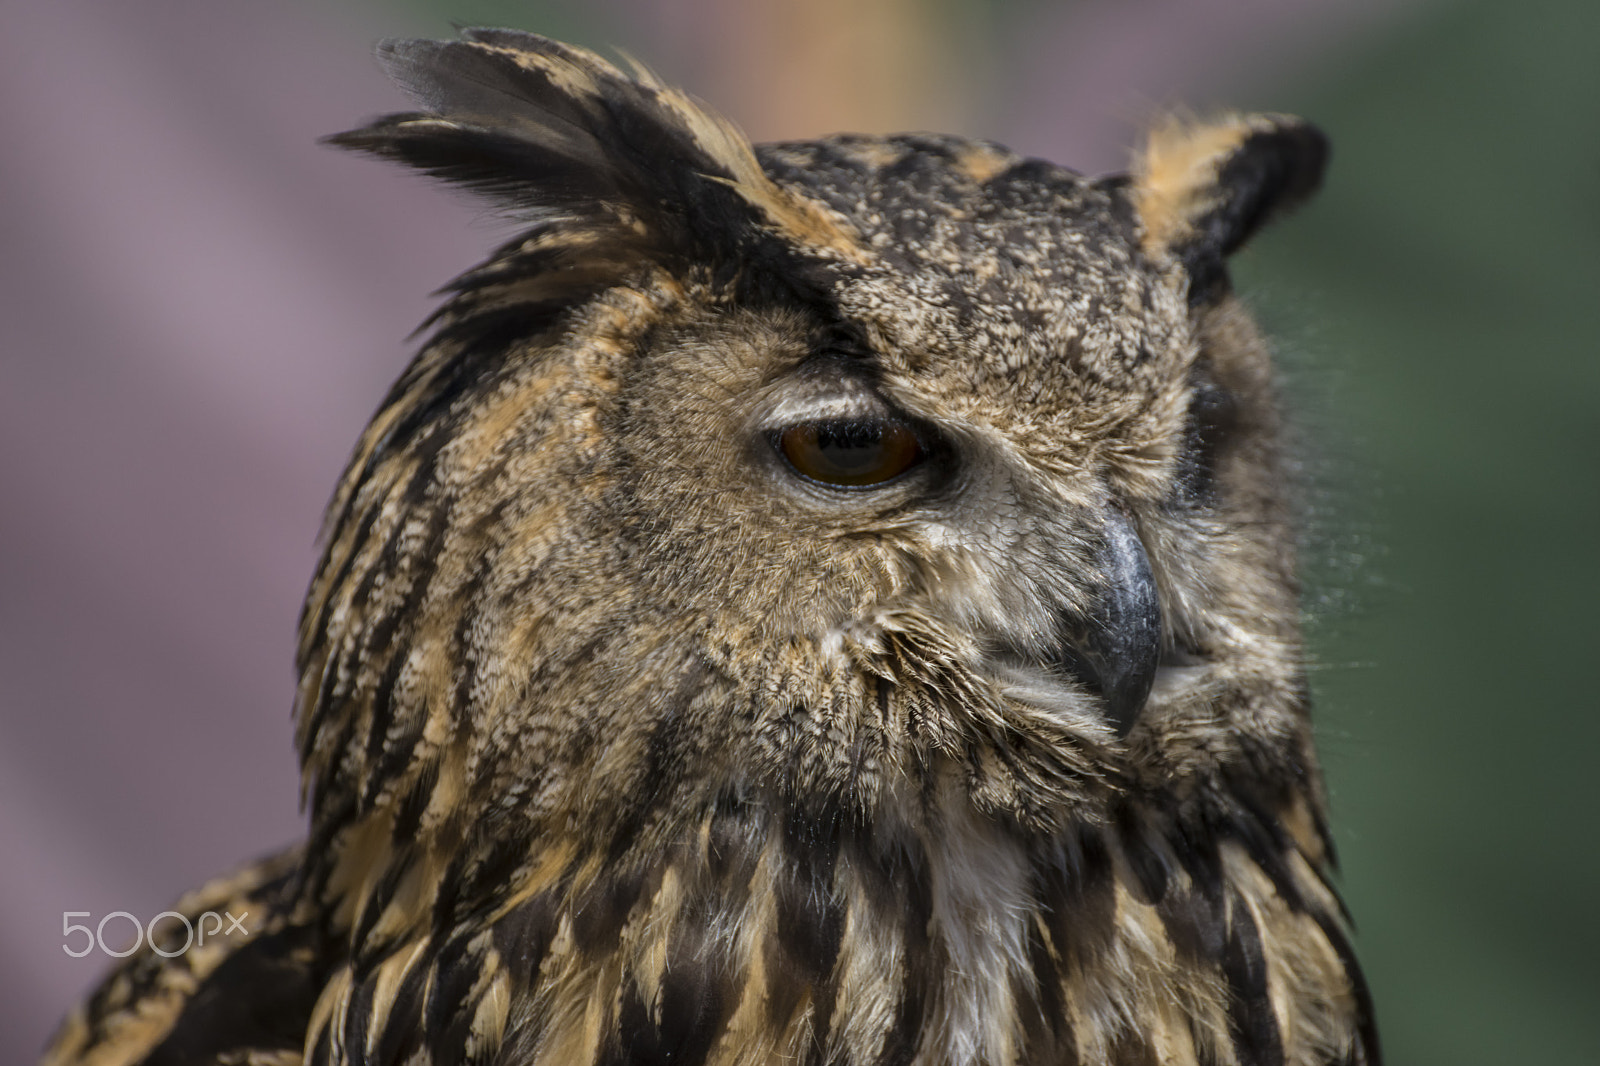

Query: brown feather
[{"left": 46, "top": 29, "right": 1372, "bottom": 1066}]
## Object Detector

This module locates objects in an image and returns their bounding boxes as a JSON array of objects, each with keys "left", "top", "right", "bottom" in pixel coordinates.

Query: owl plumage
[{"left": 45, "top": 28, "right": 1375, "bottom": 1066}]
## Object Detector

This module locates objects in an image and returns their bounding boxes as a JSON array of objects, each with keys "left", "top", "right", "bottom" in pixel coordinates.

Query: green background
[{"left": 1242, "top": 1, "right": 1600, "bottom": 1062}]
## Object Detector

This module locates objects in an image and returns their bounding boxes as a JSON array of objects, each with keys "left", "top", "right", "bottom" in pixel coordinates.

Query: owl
[{"left": 44, "top": 28, "right": 1376, "bottom": 1066}]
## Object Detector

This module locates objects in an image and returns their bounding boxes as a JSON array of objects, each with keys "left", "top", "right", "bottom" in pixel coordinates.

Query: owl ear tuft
[
  {"left": 326, "top": 29, "right": 865, "bottom": 272},
  {"left": 1127, "top": 113, "right": 1328, "bottom": 299}
]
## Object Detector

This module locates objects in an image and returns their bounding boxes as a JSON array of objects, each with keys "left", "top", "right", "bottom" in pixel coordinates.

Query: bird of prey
[{"left": 45, "top": 28, "right": 1375, "bottom": 1066}]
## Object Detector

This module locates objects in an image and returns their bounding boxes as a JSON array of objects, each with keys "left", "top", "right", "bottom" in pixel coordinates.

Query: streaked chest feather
[{"left": 310, "top": 783, "right": 1364, "bottom": 1066}]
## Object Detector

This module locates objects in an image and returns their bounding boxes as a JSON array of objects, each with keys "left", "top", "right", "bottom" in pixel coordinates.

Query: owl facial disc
[{"left": 1055, "top": 508, "right": 1162, "bottom": 736}]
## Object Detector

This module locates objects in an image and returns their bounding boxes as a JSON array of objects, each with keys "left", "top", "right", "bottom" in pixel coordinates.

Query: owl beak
[{"left": 1056, "top": 508, "right": 1162, "bottom": 736}]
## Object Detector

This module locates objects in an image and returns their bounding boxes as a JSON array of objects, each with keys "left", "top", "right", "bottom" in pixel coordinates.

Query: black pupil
[{"left": 814, "top": 421, "right": 885, "bottom": 475}]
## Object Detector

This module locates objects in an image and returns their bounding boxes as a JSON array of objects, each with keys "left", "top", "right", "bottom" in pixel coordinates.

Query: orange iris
[{"left": 777, "top": 419, "right": 922, "bottom": 488}]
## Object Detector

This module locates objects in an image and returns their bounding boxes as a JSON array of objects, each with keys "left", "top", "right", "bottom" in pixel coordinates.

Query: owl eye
[{"left": 775, "top": 418, "right": 923, "bottom": 488}]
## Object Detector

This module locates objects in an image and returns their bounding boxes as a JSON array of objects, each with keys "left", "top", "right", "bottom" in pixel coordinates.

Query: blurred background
[{"left": 2, "top": 0, "right": 1595, "bottom": 1062}]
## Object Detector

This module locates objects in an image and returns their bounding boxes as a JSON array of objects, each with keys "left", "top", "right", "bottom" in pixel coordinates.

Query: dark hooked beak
[{"left": 1056, "top": 507, "right": 1162, "bottom": 736}]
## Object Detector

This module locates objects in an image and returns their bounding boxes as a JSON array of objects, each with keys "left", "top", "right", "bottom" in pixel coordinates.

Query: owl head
[{"left": 301, "top": 28, "right": 1329, "bottom": 906}]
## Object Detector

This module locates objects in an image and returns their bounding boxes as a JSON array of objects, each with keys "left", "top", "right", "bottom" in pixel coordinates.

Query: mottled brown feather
[{"left": 45, "top": 29, "right": 1371, "bottom": 1066}]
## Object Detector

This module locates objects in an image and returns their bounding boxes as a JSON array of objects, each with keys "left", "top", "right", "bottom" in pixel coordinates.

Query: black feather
[
  {"left": 324, "top": 32, "right": 769, "bottom": 273},
  {"left": 1176, "top": 119, "right": 1328, "bottom": 302}
]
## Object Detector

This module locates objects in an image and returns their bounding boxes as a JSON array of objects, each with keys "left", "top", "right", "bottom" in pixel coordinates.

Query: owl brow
[
  {"left": 763, "top": 392, "right": 891, "bottom": 428},
  {"left": 760, "top": 361, "right": 893, "bottom": 428}
]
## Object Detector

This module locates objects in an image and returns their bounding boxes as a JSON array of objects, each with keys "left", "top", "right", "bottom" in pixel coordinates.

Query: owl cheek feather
[
  {"left": 1052, "top": 506, "right": 1162, "bottom": 737},
  {"left": 1125, "top": 112, "right": 1328, "bottom": 303}
]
